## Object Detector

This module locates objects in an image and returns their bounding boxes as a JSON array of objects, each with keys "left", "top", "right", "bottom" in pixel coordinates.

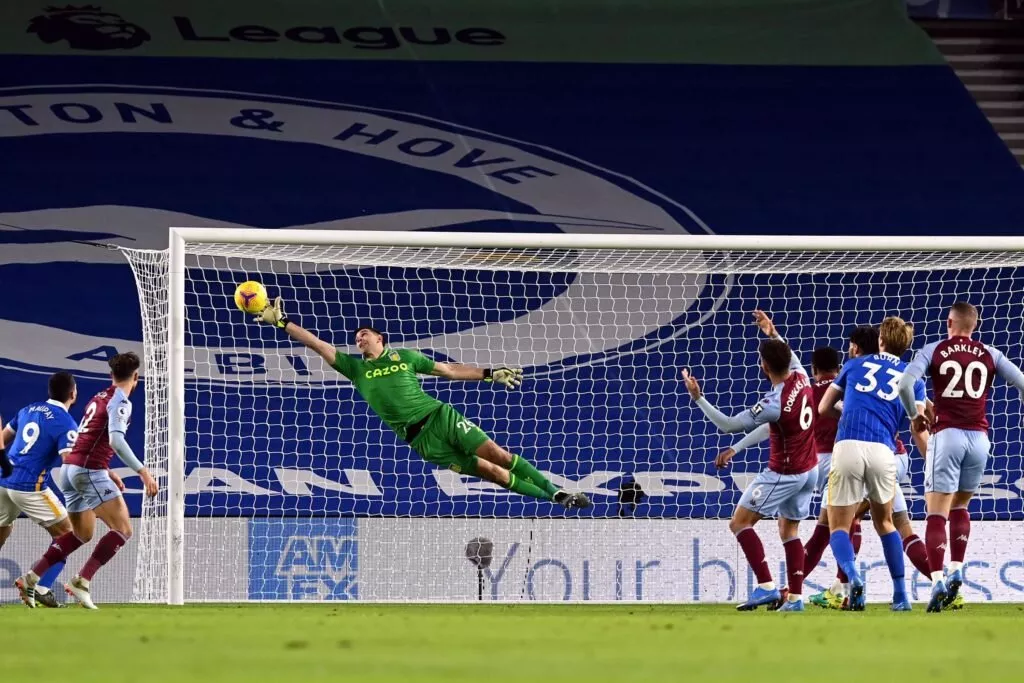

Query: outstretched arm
[
  {"left": 753, "top": 309, "right": 804, "bottom": 374},
  {"left": 431, "top": 362, "right": 523, "bottom": 389},
  {"left": 257, "top": 297, "right": 337, "bottom": 366},
  {"left": 681, "top": 369, "right": 768, "bottom": 434},
  {"left": 717, "top": 423, "right": 771, "bottom": 468}
]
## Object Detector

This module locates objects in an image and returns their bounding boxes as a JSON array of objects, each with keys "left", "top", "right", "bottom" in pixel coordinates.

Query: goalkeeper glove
[
  {"left": 0, "top": 448, "right": 11, "bottom": 479},
  {"left": 485, "top": 366, "right": 523, "bottom": 390},
  {"left": 255, "top": 297, "right": 291, "bottom": 329}
]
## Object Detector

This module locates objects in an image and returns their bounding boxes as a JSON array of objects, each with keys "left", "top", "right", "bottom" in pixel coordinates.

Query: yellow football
[{"left": 234, "top": 281, "right": 269, "bottom": 314}]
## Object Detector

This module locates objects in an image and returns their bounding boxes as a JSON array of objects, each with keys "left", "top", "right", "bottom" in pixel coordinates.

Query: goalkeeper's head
[{"left": 355, "top": 325, "right": 386, "bottom": 358}]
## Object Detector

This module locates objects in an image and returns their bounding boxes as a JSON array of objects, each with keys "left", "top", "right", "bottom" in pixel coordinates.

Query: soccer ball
[{"left": 234, "top": 281, "right": 269, "bottom": 314}]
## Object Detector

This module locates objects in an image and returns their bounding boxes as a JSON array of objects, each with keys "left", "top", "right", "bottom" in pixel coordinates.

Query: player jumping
[
  {"left": 17, "top": 352, "right": 159, "bottom": 609},
  {"left": 898, "top": 301, "right": 1024, "bottom": 612},
  {"left": 3, "top": 372, "right": 83, "bottom": 608},
  {"left": 682, "top": 310, "right": 818, "bottom": 612},
  {"left": 255, "top": 298, "right": 590, "bottom": 509},
  {"left": 818, "top": 316, "right": 925, "bottom": 611}
]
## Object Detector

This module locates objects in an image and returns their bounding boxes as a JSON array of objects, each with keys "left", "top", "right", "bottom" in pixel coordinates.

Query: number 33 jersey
[
  {"left": 909, "top": 336, "right": 1002, "bottom": 434},
  {"left": 65, "top": 385, "right": 132, "bottom": 470},
  {"left": 833, "top": 353, "right": 925, "bottom": 450},
  {"left": 0, "top": 400, "right": 78, "bottom": 492}
]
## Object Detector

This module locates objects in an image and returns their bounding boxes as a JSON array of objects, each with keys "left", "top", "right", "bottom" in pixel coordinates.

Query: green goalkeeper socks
[
  {"left": 509, "top": 454, "right": 560, "bottom": 497},
  {"left": 506, "top": 473, "right": 553, "bottom": 501}
]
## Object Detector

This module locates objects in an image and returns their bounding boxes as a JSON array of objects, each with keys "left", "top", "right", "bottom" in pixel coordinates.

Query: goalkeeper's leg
[
  {"left": 475, "top": 441, "right": 558, "bottom": 497},
  {"left": 475, "top": 442, "right": 591, "bottom": 509}
]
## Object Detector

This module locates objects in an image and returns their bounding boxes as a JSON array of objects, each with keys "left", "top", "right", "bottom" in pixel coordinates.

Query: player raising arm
[
  {"left": 898, "top": 302, "right": 1024, "bottom": 611},
  {"left": 682, "top": 310, "right": 818, "bottom": 612},
  {"left": 256, "top": 298, "right": 590, "bottom": 510},
  {"left": 818, "top": 317, "right": 924, "bottom": 611},
  {"left": 4, "top": 372, "right": 83, "bottom": 608},
  {"left": 17, "top": 353, "right": 159, "bottom": 609}
]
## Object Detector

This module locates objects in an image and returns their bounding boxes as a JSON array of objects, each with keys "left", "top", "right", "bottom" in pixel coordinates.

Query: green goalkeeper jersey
[{"left": 330, "top": 347, "right": 442, "bottom": 440}]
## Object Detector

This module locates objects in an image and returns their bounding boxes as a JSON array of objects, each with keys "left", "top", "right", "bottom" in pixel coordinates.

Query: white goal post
[{"left": 120, "top": 229, "right": 1024, "bottom": 605}]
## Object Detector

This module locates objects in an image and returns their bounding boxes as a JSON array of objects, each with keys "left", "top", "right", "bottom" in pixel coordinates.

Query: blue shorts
[
  {"left": 60, "top": 464, "right": 122, "bottom": 513},
  {"left": 739, "top": 467, "right": 818, "bottom": 521},
  {"left": 926, "top": 428, "right": 989, "bottom": 494}
]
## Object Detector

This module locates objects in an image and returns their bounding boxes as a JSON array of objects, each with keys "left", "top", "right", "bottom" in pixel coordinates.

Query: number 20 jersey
[
  {"left": 913, "top": 336, "right": 998, "bottom": 434},
  {"left": 833, "top": 353, "right": 924, "bottom": 450}
]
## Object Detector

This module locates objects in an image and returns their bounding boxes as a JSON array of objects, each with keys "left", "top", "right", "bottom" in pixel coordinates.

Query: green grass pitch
[{"left": 7, "top": 603, "right": 1024, "bottom": 682}]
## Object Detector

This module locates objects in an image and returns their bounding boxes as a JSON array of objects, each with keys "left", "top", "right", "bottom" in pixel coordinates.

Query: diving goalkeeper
[{"left": 256, "top": 298, "right": 591, "bottom": 510}]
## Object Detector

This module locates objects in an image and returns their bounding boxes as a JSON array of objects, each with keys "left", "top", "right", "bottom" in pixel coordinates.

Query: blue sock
[
  {"left": 880, "top": 530, "right": 907, "bottom": 601},
  {"left": 830, "top": 530, "right": 860, "bottom": 583},
  {"left": 39, "top": 561, "right": 64, "bottom": 590}
]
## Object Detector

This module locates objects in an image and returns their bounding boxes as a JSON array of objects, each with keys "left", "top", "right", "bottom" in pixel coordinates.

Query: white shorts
[
  {"left": 0, "top": 486, "right": 67, "bottom": 527},
  {"left": 828, "top": 440, "right": 897, "bottom": 507}
]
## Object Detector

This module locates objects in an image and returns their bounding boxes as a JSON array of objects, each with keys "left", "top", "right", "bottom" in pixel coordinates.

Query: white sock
[
  {"left": 35, "top": 585, "right": 50, "bottom": 596},
  {"left": 931, "top": 570, "right": 945, "bottom": 583},
  {"left": 949, "top": 561, "right": 963, "bottom": 573},
  {"left": 76, "top": 576, "right": 90, "bottom": 589},
  {"left": 841, "top": 583, "right": 850, "bottom": 596},
  {"left": 788, "top": 593, "right": 802, "bottom": 602},
  {"left": 830, "top": 579, "right": 844, "bottom": 595},
  {"left": 25, "top": 570, "right": 40, "bottom": 586},
  {"left": 758, "top": 581, "right": 776, "bottom": 591}
]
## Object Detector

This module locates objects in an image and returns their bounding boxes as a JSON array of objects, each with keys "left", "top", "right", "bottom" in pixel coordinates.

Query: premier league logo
[{"left": 27, "top": 5, "right": 150, "bottom": 50}]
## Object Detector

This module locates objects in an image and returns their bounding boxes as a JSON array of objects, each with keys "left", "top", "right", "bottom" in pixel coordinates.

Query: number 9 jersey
[
  {"left": 833, "top": 353, "right": 925, "bottom": 450},
  {"left": 0, "top": 400, "right": 78, "bottom": 492}
]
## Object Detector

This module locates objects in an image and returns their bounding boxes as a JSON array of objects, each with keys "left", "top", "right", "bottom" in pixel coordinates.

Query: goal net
[{"left": 122, "top": 232, "right": 1024, "bottom": 604}]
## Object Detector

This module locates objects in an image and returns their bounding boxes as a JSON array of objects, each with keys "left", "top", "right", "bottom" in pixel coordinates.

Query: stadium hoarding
[{"left": 4, "top": 517, "right": 1023, "bottom": 603}]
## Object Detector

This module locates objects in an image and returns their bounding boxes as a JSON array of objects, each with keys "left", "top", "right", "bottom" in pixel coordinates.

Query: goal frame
[{"left": 164, "top": 227, "right": 1024, "bottom": 605}]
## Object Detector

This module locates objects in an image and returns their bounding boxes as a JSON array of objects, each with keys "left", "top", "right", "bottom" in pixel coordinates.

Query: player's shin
[
  {"left": 836, "top": 519, "right": 862, "bottom": 583},
  {"left": 508, "top": 454, "right": 560, "bottom": 497},
  {"left": 505, "top": 473, "right": 553, "bottom": 501},
  {"left": 36, "top": 561, "right": 65, "bottom": 593},
  {"left": 880, "top": 530, "right": 907, "bottom": 603},
  {"left": 828, "top": 530, "right": 859, "bottom": 583},
  {"left": 902, "top": 535, "right": 932, "bottom": 577},
  {"left": 31, "top": 531, "right": 84, "bottom": 577},
  {"left": 948, "top": 507, "right": 970, "bottom": 571},
  {"left": 925, "top": 513, "right": 948, "bottom": 582},
  {"left": 79, "top": 530, "right": 128, "bottom": 581},
  {"left": 802, "top": 523, "right": 830, "bottom": 577},
  {"left": 735, "top": 528, "right": 773, "bottom": 587},
  {"left": 783, "top": 537, "right": 805, "bottom": 600}
]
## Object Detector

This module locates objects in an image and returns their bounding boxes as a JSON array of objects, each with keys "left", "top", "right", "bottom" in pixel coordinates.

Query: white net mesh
[{"left": 121, "top": 240, "right": 1024, "bottom": 603}]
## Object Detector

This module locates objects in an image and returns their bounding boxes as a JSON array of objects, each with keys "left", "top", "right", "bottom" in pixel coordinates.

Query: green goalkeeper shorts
[{"left": 408, "top": 403, "right": 490, "bottom": 475}]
